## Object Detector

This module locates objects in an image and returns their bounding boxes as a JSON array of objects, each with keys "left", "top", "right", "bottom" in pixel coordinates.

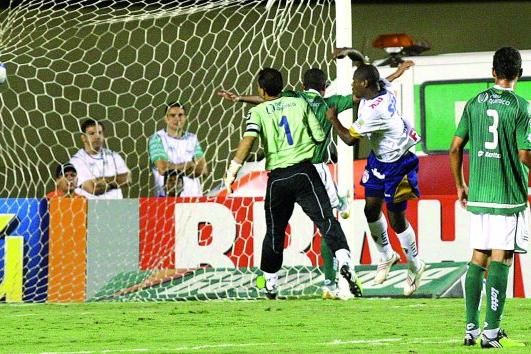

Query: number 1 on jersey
[{"left": 279, "top": 115, "right": 294, "bottom": 145}]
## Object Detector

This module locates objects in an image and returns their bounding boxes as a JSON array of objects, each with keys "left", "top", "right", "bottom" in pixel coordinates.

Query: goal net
[{"left": 0, "top": 0, "right": 348, "bottom": 302}]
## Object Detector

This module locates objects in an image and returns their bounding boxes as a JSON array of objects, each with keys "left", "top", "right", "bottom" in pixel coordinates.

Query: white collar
[
  {"left": 493, "top": 84, "right": 514, "bottom": 91},
  {"left": 305, "top": 88, "right": 322, "bottom": 96}
]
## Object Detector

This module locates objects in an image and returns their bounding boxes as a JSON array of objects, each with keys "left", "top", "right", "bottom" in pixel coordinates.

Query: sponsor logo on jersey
[
  {"left": 265, "top": 101, "right": 297, "bottom": 114},
  {"left": 369, "top": 96, "right": 384, "bottom": 109},
  {"left": 478, "top": 93, "right": 489, "bottom": 103},
  {"left": 488, "top": 98, "right": 511, "bottom": 105},
  {"left": 477, "top": 150, "right": 501, "bottom": 159}
]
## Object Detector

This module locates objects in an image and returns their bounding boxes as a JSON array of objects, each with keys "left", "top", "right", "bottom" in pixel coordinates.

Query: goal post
[{"left": 333, "top": 0, "right": 355, "bottom": 237}]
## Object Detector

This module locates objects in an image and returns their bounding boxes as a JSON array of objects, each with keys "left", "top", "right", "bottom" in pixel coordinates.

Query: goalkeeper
[
  {"left": 218, "top": 69, "right": 355, "bottom": 299},
  {"left": 224, "top": 68, "right": 362, "bottom": 300}
]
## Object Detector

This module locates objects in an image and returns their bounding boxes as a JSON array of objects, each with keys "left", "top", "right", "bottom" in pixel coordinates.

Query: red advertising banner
[{"left": 139, "top": 196, "right": 531, "bottom": 298}]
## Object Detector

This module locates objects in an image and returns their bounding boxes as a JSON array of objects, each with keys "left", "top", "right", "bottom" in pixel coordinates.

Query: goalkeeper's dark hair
[
  {"left": 257, "top": 68, "right": 283, "bottom": 96},
  {"left": 166, "top": 101, "right": 185, "bottom": 113},
  {"left": 81, "top": 118, "right": 105, "bottom": 133},
  {"left": 303, "top": 68, "right": 327, "bottom": 91},
  {"left": 493, "top": 47, "right": 522, "bottom": 80},
  {"left": 353, "top": 64, "right": 380, "bottom": 89}
]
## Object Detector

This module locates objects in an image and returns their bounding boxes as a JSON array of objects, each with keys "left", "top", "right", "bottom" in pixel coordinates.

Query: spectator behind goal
[
  {"left": 70, "top": 119, "right": 131, "bottom": 199},
  {"left": 46, "top": 162, "right": 79, "bottom": 198}
]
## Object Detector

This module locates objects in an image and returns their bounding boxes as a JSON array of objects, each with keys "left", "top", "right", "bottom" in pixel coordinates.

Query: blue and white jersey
[
  {"left": 148, "top": 129, "right": 204, "bottom": 197},
  {"left": 349, "top": 79, "right": 421, "bottom": 163}
]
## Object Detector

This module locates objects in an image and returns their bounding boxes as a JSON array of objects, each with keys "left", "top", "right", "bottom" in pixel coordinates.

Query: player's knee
[
  {"left": 363, "top": 206, "right": 380, "bottom": 222},
  {"left": 389, "top": 218, "right": 407, "bottom": 233}
]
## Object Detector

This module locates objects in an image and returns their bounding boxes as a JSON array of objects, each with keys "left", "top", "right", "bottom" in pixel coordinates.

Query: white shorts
[
  {"left": 469, "top": 209, "right": 529, "bottom": 253},
  {"left": 313, "top": 163, "right": 339, "bottom": 209}
]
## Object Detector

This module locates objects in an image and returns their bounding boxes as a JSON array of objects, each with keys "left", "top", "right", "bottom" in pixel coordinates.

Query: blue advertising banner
[{"left": 0, "top": 198, "right": 48, "bottom": 302}]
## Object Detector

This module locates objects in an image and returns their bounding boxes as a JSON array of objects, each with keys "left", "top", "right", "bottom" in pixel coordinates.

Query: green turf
[{"left": 2, "top": 298, "right": 530, "bottom": 353}]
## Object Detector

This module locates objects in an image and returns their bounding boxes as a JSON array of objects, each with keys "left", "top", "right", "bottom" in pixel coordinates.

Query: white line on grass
[{"left": 36, "top": 337, "right": 465, "bottom": 354}]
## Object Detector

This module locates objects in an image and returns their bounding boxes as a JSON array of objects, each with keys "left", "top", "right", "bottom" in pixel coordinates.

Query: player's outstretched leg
[
  {"left": 336, "top": 248, "right": 363, "bottom": 298},
  {"left": 389, "top": 207, "right": 425, "bottom": 296},
  {"left": 297, "top": 162, "right": 362, "bottom": 298},
  {"left": 320, "top": 237, "right": 338, "bottom": 299},
  {"left": 368, "top": 212, "right": 400, "bottom": 284}
]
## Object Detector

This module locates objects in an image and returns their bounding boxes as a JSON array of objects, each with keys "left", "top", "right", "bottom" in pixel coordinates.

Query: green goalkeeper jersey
[
  {"left": 282, "top": 90, "right": 354, "bottom": 163},
  {"left": 243, "top": 96, "right": 325, "bottom": 170},
  {"left": 455, "top": 86, "right": 531, "bottom": 215}
]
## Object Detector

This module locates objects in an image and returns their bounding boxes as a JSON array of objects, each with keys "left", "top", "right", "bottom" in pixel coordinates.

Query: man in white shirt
[
  {"left": 70, "top": 119, "right": 131, "bottom": 199},
  {"left": 327, "top": 62, "right": 426, "bottom": 296},
  {"left": 148, "top": 102, "right": 208, "bottom": 197}
]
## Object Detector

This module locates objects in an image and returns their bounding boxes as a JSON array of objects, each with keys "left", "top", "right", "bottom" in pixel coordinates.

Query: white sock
[
  {"left": 483, "top": 328, "right": 499, "bottom": 339},
  {"left": 368, "top": 214, "right": 394, "bottom": 261},
  {"left": 263, "top": 271, "right": 278, "bottom": 290},
  {"left": 396, "top": 225, "right": 421, "bottom": 269},
  {"left": 335, "top": 249, "right": 356, "bottom": 275},
  {"left": 467, "top": 328, "right": 481, "bottom": 337}
]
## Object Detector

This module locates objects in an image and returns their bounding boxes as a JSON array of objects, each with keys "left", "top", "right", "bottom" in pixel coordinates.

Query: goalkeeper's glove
[{"left": 224, "top": 160, "right": 242, "bottom": 194}]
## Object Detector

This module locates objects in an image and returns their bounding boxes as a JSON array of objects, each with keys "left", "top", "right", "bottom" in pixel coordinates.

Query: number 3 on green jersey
[{"left": 485, "top": 109, "right": 499, "bottom": 149}]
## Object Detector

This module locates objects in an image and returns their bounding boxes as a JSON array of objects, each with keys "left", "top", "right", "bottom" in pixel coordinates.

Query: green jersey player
[
  {"left": 218, "top": 69, "right": 355, "bottom": 300},
  {"left": 223, "top": 68, "right": 362, "bottom": 299},
  {"left": 450, "top": 47, "right": 530, "bottom": 348}
]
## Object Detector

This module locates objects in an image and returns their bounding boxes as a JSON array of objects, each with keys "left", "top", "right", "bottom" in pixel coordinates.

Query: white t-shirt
[
  {"left": 70, "top": 148, "right": 130, "bottom": 199},
  {"left": 350, "top": 79, "right": 421, "bottom": 162},
  {"left": 149, "top": 130, "right": 203, "bottom": 197}
]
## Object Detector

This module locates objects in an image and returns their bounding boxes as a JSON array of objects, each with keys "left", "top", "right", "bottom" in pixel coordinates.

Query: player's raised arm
[
  {"left": 326, "top": 107, "right": 357, "bottom": 146},
  {"left": 217, "top": 89, "right": 264, "bottom": 104},
  {"left": 385, "top": 60, "right": 414, "bottom": 82}
]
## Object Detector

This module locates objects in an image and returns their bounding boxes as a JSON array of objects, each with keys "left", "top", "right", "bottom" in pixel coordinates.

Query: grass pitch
[{"left": 2, "top": 298, "right": 530, "bottom": 353}]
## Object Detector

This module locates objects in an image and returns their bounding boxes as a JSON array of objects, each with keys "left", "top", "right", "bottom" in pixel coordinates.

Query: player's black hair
[
  {"left": 80, "top": 118, "right": 105, "bottom": 133},
  {"left": 353, "top": 64, "right": 380, "bottom": 89},
  {"left": 493, "top": 47, "right": 522, "bottom": 80},
  {"left": 166, "top": 101, "right": 185, "bottom": 113},
  {"left": 303, "top": 68, "right": 327, "bottom": 92},
  {"left": 257, "top": 68, "right": 283, "bottom": 96}
]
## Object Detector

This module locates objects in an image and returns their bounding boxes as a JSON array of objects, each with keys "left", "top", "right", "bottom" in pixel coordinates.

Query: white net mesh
[
  {"left": 0, "top": 0, "right": 337, "bottom": 196},
  {"left": 0, "top": 0, "right": 340, "bottom": 302}
]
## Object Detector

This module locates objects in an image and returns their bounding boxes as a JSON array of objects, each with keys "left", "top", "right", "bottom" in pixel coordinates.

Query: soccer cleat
[
  {"left": 265, "top": 285, "right": 278, "bottom": 300},
  {"left": 374, "top": 251, "right": 401, "bottom": 285},
  {"left": 403, "top": 260, "right": 426, "bottom": 296},
  {"left": 321, "top": 285, "right": 338, "bottom": 300},
  {"left": 256, "top": 275, "right": 278, "bottom": 300},
  {"left": 339, "top": 264, "right": 363, "bottom": 297},
  {"left": 337, "top": 192, "right": 351, "bottom": 219},
  {"left": 464, "top": 332, "right": 479, "bottom": 346},
  {"left": 481, "top": 329, "right": 525, "bottom": 348}
]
